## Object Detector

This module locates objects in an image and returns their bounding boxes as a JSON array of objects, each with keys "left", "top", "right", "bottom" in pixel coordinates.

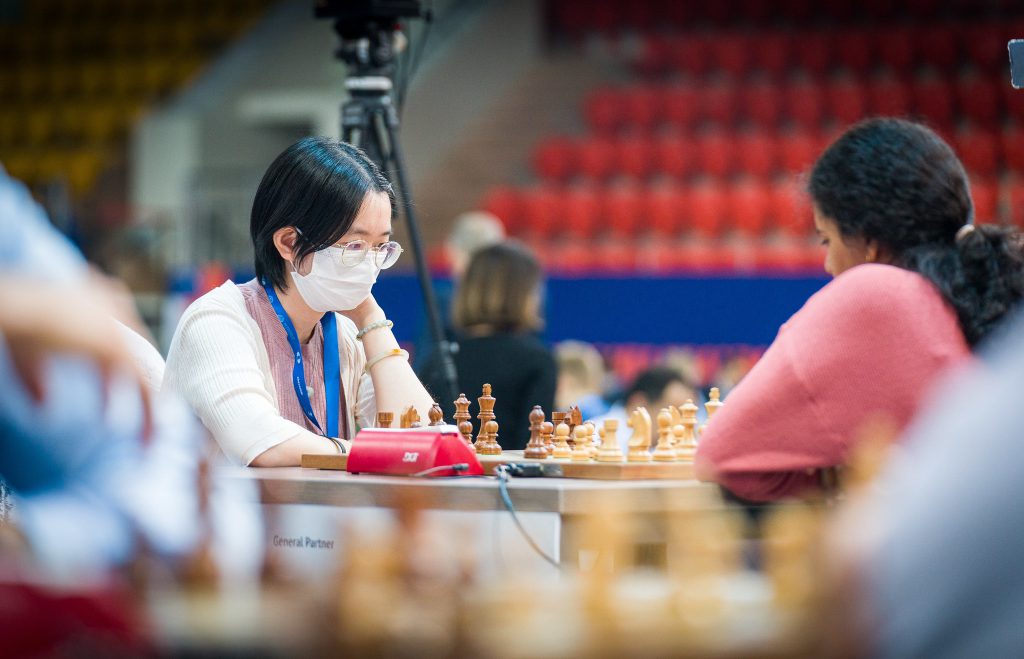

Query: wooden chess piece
[
  {"left": 541, "top": 421, "right": 555, "bottom": 457},
  {"left": 653, "top": 408, "right": 677, "bottom": 462},
  {"left": 626, "top": 406, "right": 653, "bottom": 462},
  {"left": 668, "top": 406, "right": 683, "bottom": 447},
  {"left": 596, "top": 419, "right": 624, "bottom": 462},
  {"left": 586, "top": 422, "right": 599, "bottom": 459},
  {"left": 568, "top": 406, "right": 583, "bottom": 442},
  {"left": 571, "top": 425, "right": 592, "bottom": 461},
  {"left": 475, "top": 384, "right": 497, "bottom": 454},
  {"left": 677, "top": 398, "right": 699, "bottom": 461},
  {"left": 400, "top": 406, "right": 422, "bottom": 428},
  {"left": 480, "top": 419, "right": 502, "bottom": 455},
  {"left": 524, "top": 405, "right": 549, "bottom": 459},
  {"left": 453, "top": 393, "right": 473, "bottom": 445},
  {"left": 700, "top": 387, "right": 724, "bottom": 437},
  {"left": 552, "top": 422, "right": 572, "bottom": 459},
  {"left": 376, "top": 411, "right": 394, "bottom": 429},
  {"left": 428, "top": 403, "right": 444, "bottom": 426}
]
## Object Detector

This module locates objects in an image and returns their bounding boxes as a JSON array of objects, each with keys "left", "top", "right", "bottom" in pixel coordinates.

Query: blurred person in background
[
  {"left": 592, "top": 366, "right": 699, "bottom": 452},
  {"left": 697, "top": 118, "right": 1024, "bottom": 503},
  {"left": 419, "top": 241, "right": 555, "bottom": 450},
  {"left": 165, "top": 137, "right": 434, "bottom": 467},
  {"left": 554, "top": 340, "right": 610, "bottom": 419},
  {"left": 414, "top": 210, "right": 506, "bottom": 369}
]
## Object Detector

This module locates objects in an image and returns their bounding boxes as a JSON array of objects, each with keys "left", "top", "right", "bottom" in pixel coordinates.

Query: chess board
[{"left": 301, "top": 450, "right": 695, "bottom": 480}]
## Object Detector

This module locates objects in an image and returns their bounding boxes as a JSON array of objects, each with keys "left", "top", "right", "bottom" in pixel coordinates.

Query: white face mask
[{"left": 290, "top": 247, "right": 379, "bottom": 312}]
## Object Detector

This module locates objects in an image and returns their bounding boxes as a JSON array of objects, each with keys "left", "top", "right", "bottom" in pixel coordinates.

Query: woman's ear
[
  {"left": 864, "top": 239, "right": 889, "bottom": 264},
  {"left": 272, "top": 227, "right": 299, "bottom": 264}
]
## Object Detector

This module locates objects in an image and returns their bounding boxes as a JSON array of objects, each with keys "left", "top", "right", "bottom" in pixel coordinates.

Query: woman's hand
[{"left": 339, "top": 293, "right": 386, "bottom": 331}]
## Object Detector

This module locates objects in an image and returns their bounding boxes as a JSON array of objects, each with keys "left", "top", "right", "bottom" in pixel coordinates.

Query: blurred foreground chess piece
[
  {"left": 626, "top": 407, "right": 652, "bottom": 462},
  {"left": 428, "top": 403, "right": 444, "bottom": 426},
  {"left": 653, "top": 408, "right": 677, "bottom": 462},
  {"left": 597, "top": 419, "right": 624, "bottom": 462},
  {"left": 400, "top": 406, "right": 422, "bottom": 428},
  {"left": 552, "top": 421, "right": 572, "bottom": 459},
  {"left": 524, "top": 405, "right": 549, "bottom": 459},
  {"left": 677, "top": 399, "right": 699, "bottom": 461},
  {"left": 700, "top": 387, "right": 724, "bottom": 436},
  {"left": 377, "top": 411, "right": 394, "bottom": 429},
  {"left": 541, "top": 421, "right": 555, "bottom": 456}
]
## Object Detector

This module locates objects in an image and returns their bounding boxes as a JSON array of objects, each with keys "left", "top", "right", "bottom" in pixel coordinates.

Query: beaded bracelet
[
  {"left": 356, "top": 319, "right": 394, "bottom": 340},
  {"left": 364, "top": 348, "right": 409, "bottom": 373}
]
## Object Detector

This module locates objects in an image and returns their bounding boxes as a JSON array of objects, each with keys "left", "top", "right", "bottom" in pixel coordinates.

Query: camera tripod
[{"left": 339, "top": 69, "right": 460, "bottom": 408}]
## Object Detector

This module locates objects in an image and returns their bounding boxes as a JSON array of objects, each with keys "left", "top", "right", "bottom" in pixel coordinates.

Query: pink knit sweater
[{"left": 694, "top": 264, "right": 971, "bottom": 502}]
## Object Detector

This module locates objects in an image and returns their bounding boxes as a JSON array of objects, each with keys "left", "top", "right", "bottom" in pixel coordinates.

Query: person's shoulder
[
  {"left": 813, "top": 264, "right": 943, "bottom": 312},
  {"left": 181, "top": 281, "right": 247, "bottom": 317}
]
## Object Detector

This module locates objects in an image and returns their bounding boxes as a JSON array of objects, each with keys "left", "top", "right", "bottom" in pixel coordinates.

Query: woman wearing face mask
[
  {"left": 695, "top": 118, "right": 1024, "bottom": 502},
  {"left": 165, "top": 137, "right": 434, "bottom": 467}
]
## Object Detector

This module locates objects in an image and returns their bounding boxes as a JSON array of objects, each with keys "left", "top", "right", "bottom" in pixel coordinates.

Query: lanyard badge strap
[{"left": 262, "top": 278, "right": 340, "bottom": 438}]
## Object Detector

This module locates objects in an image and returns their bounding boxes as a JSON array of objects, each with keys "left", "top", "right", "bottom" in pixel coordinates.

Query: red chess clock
[{"left": 346, "top": 427, "right": 485, "bottom": 477}]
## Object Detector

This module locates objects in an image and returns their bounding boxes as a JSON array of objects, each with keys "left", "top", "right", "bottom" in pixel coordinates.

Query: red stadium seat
[
  {"left": 479, "top": 186, "right": 521, "bottom": 234},
  {"left": 576, "top": 136, "right": 616, "bottom": 181},
  {"left": 519, "top": 185, "right": 562, "bottom": 237},
  {"left": 532, "top": 137, "right": 576, "bottom": 182},
  {"left": 742, "top": 80, "right": 784, "bottom": 128},
  {"left": 613, "top": 134, "right": 653, "bottom": 180},
  {"left": 694, "top": 130, "right": 735, "bottom": 178},
  {"left": 971, "top": 179, "right": 1000, "bottom": 224},
  {"left": 956, "top": 76, "right": 1001, "bottom": 125},
  {"left": 752, "top": 31, "right": 791, "bottom": 78},
  {"left": 963, "top": 24, "right": 1005, "bottom": 72},
  {"left": 634, "top": 35, "right": 672, "bottom": 76},
  {"left": 688, "top": 182, "right": 727, "bottom": 236},
  {"left": 621, "top": 85, "right": 661, "bottom": 131},
  {"left": 915, "top": 25, "right": 959, "bottom": 71},
  {"left": 798, "top": 30, "right": 832, "bottom": 77},
  {"left": 834, "top": 29, "right": 874, "bottom": 76},
  {"left": 784, "top": 79, "right": 825, "bottom": 130},
  {"left": 594, "top": 238, "right": 636, "bottom": 273},
  {"left": 778, "top": 130, "right": 822, "bottom": 175},
  {"left": 602, "top": 184, "right": 643, "bottom": 237},
  {"left": 825, "top": 77, "right": 867, "bottom": 125},
  {"left": 735, "top": 131, "right": 779, "bottom": 179},
  {"left": 868, "top": 75, "right": 912, "bottom": 118},
  {"left": 652, "top": 133, "right": 695, "bottom": 179},
  {"left": 699, "top": 82, "right": 739, "bottom": 126},
  {"left": 552, "top": 240, "right": 594, "bottom": 275},
  {"left": 644, "top": 183, "right": 686, "bottom": 237},
  {"left": 710, "top": 32, "right": 750, "bottom": 78},
  {"left": 670, "top": 33, "right": 713, "bottom": 77},
  {"left": 769, "top": 180, "right": 815, "bottom": 236},
  {"left": 955, "top": 128, "right": 1000, "bottom": 178},
  {"left": 727, "top": 180, "right": 771, "bottom": 235},
  {"left": 875, "top": 26, "right": 916, "bottom": 74},
  {"left": 1001, "top": 126, "right": 1024, "bottom": 172},
  {"left": 584, "top": 87, "right": 622, "bottom": 136},
  {"left": 562, "top": 185, "right": 600, "bottom": 238},
  {"left": 662, "top": 84, "right": 699, "bottom": 130},
  {"left": 911, "top": 76, "right": 955, "bottom": 130}
]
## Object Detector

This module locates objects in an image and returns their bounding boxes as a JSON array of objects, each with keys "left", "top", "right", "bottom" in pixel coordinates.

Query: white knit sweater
[{"left": 164, "top": 281, "right": 376, "bottom": 465}]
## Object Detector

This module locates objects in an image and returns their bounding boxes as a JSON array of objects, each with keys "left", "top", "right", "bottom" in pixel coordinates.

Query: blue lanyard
[{"left": 261, "top": 278, "right": 341, "bottom": 439}]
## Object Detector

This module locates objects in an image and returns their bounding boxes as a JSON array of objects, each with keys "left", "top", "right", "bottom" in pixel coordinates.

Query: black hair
[
  {"left": 251, "top": 136, "right": 395, "bottom": 291},
  {"left": 809, "top": 118, "right": 1024, "bottom": 347},
  {"left": 625, "top": 366, "right": 691, "bottom": 404}
]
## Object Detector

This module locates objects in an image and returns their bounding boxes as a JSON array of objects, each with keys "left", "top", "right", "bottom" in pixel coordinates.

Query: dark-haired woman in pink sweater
[{"left": 696, "top": 119, "right": 1024, "bottom": 502}]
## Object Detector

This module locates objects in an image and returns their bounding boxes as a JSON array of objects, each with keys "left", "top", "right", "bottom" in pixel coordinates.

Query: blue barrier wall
[{"left": 373, "top": 274, "right": 829, "bottom": 346}]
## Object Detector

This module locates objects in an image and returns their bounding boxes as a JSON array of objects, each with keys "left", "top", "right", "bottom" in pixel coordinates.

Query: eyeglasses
[{"left": 331, "top": 239, "right": 404, "bottom": 269}]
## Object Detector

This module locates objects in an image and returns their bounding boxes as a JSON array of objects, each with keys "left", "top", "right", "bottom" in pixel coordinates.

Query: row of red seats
[
  {"left": 481, "top": 176, "right": 1021, "bottom": 241},
  {"left": 523, "top": 236, "right": 827, "bottom": 275},
  {"left": 584, "top": 75, "right": 1021, "bottom": 135},
  {"left": 481, "top": 181, "right": 814, "bottom": 238},
  {"left": 549, "top": 0, "right": 1002, "bottom": 36},
  {"left": 632, "top": 22, "right": 1020, "bottom": 78},
  {"left": 533, "top": 126, "right": 1021, "bottom": 182}
]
